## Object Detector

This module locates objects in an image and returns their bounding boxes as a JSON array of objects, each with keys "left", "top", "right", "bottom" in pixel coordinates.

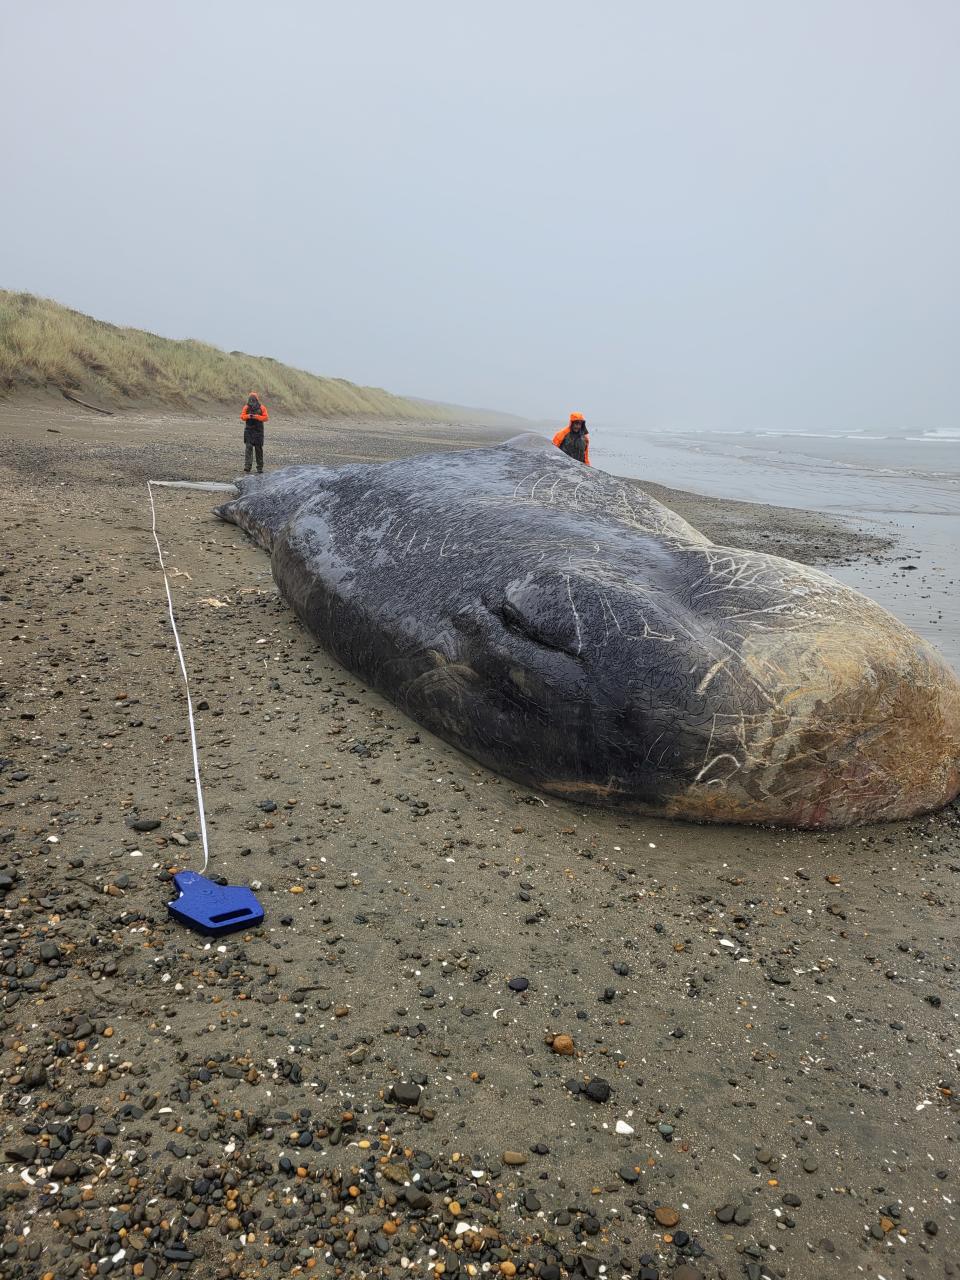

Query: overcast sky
[{"left": 4, "top": 1, "right": 959, "bottom": 431}]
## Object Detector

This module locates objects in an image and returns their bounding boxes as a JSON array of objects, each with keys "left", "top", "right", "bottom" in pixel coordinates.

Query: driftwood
[{"left": 61, "top": 389, "right": 114, "bottom": 415}]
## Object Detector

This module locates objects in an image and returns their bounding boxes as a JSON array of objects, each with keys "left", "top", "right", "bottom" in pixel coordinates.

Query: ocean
[{"left": 592, "top": 425, "right": 960, "bottom": 671}]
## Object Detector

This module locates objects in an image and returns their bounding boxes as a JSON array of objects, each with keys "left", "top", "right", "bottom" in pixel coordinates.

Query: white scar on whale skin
[
  {"left": 697, "top": 658, "right": 730, "bottom": 694},
  {"left": 694, "top": 753, "right": 743, "bottom": 784},
  {"left": 512, "top": 471, "right": 540, "bottom": 499},
  {"left": 564, "top": 574, "right": 584, "bottom": 655}
]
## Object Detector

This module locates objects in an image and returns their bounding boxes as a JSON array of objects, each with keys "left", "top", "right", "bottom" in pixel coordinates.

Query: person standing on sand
[
  {"left": 241, "top": 392, "right": 269, "bottom": 473},
  {"left": 553, "top": 412, "right": 591, "bottom": 465}
]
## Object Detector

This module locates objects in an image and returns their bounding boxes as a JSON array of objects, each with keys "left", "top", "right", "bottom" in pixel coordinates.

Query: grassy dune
[{"left": 0, "top": 290, "right": 450, "bottom": 418}]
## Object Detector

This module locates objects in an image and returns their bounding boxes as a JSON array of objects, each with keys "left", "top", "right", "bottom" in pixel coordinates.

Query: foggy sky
[{"left": 4, "top": 1, "right": 959, "bottom": 431}]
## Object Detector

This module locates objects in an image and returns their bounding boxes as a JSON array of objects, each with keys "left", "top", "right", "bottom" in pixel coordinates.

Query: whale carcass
[{"left": 215, "top": 434, "right": 960, "bottom": 828}]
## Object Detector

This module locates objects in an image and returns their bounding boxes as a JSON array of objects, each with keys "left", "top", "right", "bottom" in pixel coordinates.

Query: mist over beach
[{"left": 2, "top": 4, "right": 960, "bottom": 1280}]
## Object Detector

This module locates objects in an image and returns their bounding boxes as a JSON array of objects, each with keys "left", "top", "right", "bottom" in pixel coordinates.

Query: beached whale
[{"left": 215, "top": 434, "right": 960, "bottom": 828}]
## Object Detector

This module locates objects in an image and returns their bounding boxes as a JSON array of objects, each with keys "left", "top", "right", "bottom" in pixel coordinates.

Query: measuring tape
[
  {"left": 145, "top": 480, "right": 238, "bottom": 875},
  {"left": 146, "top": 479, "right": 264, "bottom": 935}
]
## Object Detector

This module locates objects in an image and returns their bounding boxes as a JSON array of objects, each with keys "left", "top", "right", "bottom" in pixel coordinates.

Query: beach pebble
[
  {"left": 128, "top": 816, "right": 161, "bottom": 831},
  {"left": 4, "top": 1144, "right": 37, "bottom": 1164}
]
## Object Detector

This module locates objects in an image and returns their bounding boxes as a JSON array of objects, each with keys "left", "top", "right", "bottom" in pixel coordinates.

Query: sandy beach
[{"left": 1, "top": 402, "right": 957, "bottom": 1280}]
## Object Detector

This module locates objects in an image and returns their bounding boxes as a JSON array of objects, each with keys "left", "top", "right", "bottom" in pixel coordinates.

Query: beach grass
[{"left": 0, "top": 289, "right": 448, "bottom": 418}]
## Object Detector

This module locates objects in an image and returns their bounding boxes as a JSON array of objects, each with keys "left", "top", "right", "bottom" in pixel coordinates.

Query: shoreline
[
  {"left": 1, "top": 401, "right": 895, "bottom": 567},
  {"left": 1, "top": 404, "right": 956, "bottom": 1280}
]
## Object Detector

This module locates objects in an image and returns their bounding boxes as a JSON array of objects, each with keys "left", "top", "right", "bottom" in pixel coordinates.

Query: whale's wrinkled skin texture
[{"left": 216, "top": 434, "right": 960, "bottom": 828}]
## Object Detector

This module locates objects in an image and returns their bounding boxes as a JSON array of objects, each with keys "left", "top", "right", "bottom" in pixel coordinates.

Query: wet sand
[{"left": 0, "top": 403, "right": 956, "bottom": 1280}]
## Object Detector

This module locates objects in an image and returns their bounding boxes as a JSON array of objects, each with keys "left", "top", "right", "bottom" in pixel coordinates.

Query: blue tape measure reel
[{"left": 167, "top": 870, "right": 264, "bottom": 936}]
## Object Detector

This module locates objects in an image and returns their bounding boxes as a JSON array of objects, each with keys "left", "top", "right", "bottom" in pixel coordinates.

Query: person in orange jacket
[
  {"left": 553, "top": 412, "right": 591, "bottom": 465},
  {"left": 241, "top": 392, "right": 269, "bottom": 473}
]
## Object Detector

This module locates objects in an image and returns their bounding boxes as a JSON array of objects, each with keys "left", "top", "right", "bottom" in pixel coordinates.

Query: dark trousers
[{"left": 243, "top": 424, "right": 264, "bottom": 473}]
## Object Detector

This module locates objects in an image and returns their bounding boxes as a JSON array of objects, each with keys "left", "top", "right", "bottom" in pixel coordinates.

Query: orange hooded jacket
[
  {"left": 241, "top": 395, "right": 269, "bottom": 425},
  {"left": 553, "top": 414, "right": 590, "bottom": 465}
]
